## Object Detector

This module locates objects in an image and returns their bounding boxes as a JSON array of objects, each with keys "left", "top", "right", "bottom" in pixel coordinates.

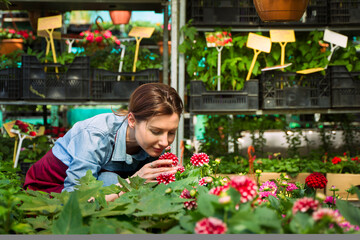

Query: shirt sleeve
[{"left": 62, "top": 127, "right": 112, "bottom": 192}]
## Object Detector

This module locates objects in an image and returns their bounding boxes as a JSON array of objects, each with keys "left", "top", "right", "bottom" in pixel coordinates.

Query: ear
[{"left": 127, "top": 112, "right": 136, "bottom": 128}]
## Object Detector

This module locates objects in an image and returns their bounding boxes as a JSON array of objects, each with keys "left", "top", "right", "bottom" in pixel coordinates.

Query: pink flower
[
  {"left": 180, "top": 188, "right": 197, "bottom": 210},
  {"left": 259, "top": 181, "right": 277, "bottom": 194},
  {"left": 324, "top": 196, "right": 336, "bottom": 205},
  {"left": 286, "top": 183, "right": 299, "bottom": 192},
  {"left": 156, "top": 173, "right": 175, "bottom": 185},
  {"left": 103, "top": 30, "right": 112, "bottom": 39},
  {"left": 259, "top": 191, "right": 277, "bottom": 199},
  {"left": 230, "top": 176, "right": 258, "bottom": 203},
  {"left": 292, "top": 197, "right": 320, "bottom": 215},
  {"left": 312, "top": 208, "right": 342, "bottom": 222},
  {"left": 198, "top": 177, "right": 212, "bottom": 186},
  {"left": 209, "top": 184, "right": 230, "bottom": 196},
  {"left": 86, "top": 33, "right": 94, "bottom": 42},
  {"left": 190, "top": 153, "right": 209, "bottom": 167},
  {"left": 8, "top": 29, "right": 16, "bottom": 34},
  {"left": 194, "top": 217, "right": 227, "bottom": 234}
]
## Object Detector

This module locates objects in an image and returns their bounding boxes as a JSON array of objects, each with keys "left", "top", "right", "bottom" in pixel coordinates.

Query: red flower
[
  {"left": 195, "top": 217, "right": 227, "bottom": 234},
  {"left": 180, "top": 188, "right": 197, "bottom": 210},
  {"left": 159, "top": 152, "right": 179, "bottom": 166},
  {"left": 230, "top": 176, "right": 258, "bottom": 203},
  {"left": 58, "top": 133, "right": 65, "bottom": 138},
  {"left": 95, "top": 36, "right": 103, "bottom": 43},
  {"left": 29, "top": 131, "right": 37, "bottom": 137},
  {"left": 156, "top": 173, "right": 175, "bottom": 185},
  {"left": 305, "top": 172, "right": 327, "bottom": 189},
  {"left": 209, "top": 184, "right": 230, "bottom": 196},
  {"left": 190, "top": 153, "right": 209, "bottom": 167},
  {"left": 331, "top": 156, "right": 341, "bottom": 165},
  {"left": 351, "top": 157, "right": 359, "bottom": 162},
  {"left": 177, "top": 166, "right": 185, "bottom": 173},
  {"left": 292, "top": 197, "right": 319, "bottom": 215}
]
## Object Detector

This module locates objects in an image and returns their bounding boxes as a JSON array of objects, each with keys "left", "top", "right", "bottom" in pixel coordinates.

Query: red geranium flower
[
  {"left": 332, "top": 156, "right": 341, "bottom": 165},
  {"left": 305, "top": 172, "right": 327, "bottom": 189},
  {"left": 159, "top": 152, "right": 179, "bottom": 166},
  {"left": 156, "top": 173, "right": 175, "bottom": 185}
]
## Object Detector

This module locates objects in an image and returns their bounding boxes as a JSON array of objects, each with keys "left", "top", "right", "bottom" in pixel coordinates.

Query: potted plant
[
  {"left": 253, "top": 0, "right": 310, "bottom": 22},
  {"left": 109, "top": 10, "right": 132, "bottom": 25},
  {"left": 0, "top": 28, "right": 37, "bottom": 55}
]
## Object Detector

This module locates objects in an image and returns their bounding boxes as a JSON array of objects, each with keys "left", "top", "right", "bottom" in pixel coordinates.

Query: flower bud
[
  {"left": 219, "top": 195, "right": 231, "bottom": 205},
  {"left": 215, "top": 158, "right": 221, "bottom": 164},
  {"left": 205, "top": 177, "right": 213, "bottom": 183},
  {"left": 190, "top": 189, "right": 197, "bottom": 197},
  {"left": 255, "top": 169, "right": 262, "bottom": 174},
  {"left": 330, "top": 185, "right": 339, "bottom": 191},
  {"left": 165, "top": 188, "right": 172, "bottom": 194},
  {"left": 316, "top": 192, "right": 326, "bottom": 201}
]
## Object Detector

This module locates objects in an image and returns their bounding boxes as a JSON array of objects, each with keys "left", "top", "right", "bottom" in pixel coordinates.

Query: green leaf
[
  {"left": 254, "top": 206, "right": 282, "bottom": 231},
  {"left": 197, "top": 192, "right": 216, "bottom": 217},
  {"left": 336, "top": 199, "right": 360, "bottom": 226},
  {"left": 52, "top": 192, "right": 89, "bottom": 234},
  {"left": 26, "top": 215, "right": 51, "bottom": 230},
  {"left": 268, "top": 195, "right": 281, "bottom": 211},
  {"left": 289, "top": 213, "right": 314, "bottom": 234}
]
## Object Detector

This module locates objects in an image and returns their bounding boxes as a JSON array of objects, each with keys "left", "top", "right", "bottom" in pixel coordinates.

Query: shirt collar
[{"left": 111, "top": 118, "right": 150, "bottom": 164}]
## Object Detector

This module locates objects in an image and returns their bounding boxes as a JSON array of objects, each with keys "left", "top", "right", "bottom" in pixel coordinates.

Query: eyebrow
[{"left": 149, "top": 126, "right": 178, "bottom": 131}]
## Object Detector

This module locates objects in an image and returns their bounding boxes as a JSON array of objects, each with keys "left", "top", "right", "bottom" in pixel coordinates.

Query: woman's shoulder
[{"left": 74, "top": 113, "right": 126, "bottom": 133}]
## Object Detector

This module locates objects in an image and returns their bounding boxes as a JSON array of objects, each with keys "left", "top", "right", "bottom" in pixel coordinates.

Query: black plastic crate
[
  {"left": 91, "top": 68, "right": 160, "bottom": 100},
  {"left": 329, "top": 0, "right": 360, "bottom": 25},
  {"left": 187, "top": 0, "right": 260, "bottom": 26},
  {"left": 21, "top": 55, "right": 90, "bottom": 100},
  {"left": 0, "top": 67, "right": 21, "bottom": 100},
  {"left": 328, "top": 65, "right": 360, "bottom": 108},
  {"left": 261, "top": 0, "right": 328, "bottom": 26},
  {"left": 260, "top": 71, "right": 330, "bottom": 109},
  {"left": 190, "top": 79, "right": 259, "bottom": 113}
]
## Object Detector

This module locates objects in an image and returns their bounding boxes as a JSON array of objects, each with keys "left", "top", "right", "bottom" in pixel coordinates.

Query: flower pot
[
  {"left": 157, "top": 41, "right": 171, "bottom": 56},
  {"left": 109, "top": 11, "right": 132, "bottom": 25},
  {"left": 326, "top": 173, "right": 360, "bottom": 201},
  {"left": 0, "top": 38, "right": 24, "bottom": 55},
  {"left": 253, "top": 0, "right": 309, "bottom": 22}
]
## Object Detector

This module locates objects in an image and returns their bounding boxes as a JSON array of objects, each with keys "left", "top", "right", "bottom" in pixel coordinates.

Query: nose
[{"left": 158, "top": 133, "right": 169, "bottom": 147}]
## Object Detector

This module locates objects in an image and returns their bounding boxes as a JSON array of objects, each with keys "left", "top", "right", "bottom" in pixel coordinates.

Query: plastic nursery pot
[
  {"left": 0, "top": 39, "right": 24, "bottom": 55},
  {"left": 253, "top": 0, "right": 309, "bottom": 22},
  {"left": 109, "top": 11, "right": 132, "bottom": 25}
]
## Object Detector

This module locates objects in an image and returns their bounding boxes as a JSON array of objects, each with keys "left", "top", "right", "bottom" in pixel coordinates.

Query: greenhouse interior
[{"left": 0, "top": 0, "right": 360, "bottom": 236}]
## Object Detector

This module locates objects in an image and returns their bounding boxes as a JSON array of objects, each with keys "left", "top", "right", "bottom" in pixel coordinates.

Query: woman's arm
[{"left": 104, "top": 159, "right": 178, "bottom": 202}]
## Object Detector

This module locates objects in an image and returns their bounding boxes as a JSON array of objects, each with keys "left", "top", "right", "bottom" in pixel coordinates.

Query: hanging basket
[
  {"left": 0, "top": 39, "right": 24, "bottom": 55},
  {"left": 253, "top": 0, "right": 309, "bottom": 22},
  {"left": 109, "top": 11, "right": 132, "bottom": 25}
]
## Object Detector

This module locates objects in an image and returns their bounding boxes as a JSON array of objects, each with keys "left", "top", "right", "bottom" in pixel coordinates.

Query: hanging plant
[
  {"left": 253, "top": 0, "right": 309, "bottom": 22},
  {"left": 109, "top": 10, "right": 132, "bottom": 25}
]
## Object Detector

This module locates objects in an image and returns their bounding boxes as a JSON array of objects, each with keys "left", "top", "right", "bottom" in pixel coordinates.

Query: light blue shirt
[{"left": 52, "top": 113, "right": 155, "bottom": 192}]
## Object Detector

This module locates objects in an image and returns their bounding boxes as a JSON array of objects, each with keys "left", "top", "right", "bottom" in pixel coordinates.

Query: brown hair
[{"left": 115, "top": 83, "right": 183, "bottom": 122}]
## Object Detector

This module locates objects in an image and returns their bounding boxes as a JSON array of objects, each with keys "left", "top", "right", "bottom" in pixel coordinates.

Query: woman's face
[{"left": 131, "top": 113, "right": 180, "bottom": 157}]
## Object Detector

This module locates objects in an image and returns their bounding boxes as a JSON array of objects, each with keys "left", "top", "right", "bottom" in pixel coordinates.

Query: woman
[{"left": 24, "top": 83, "right": 183, "bottom": 201}]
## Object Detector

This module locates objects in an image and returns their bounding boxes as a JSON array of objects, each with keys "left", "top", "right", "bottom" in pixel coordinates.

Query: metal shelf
[
  {"left": 0, "top": 100, "right": 129, "bottom": 106},
  {"left": 188, "top": 108, "right": 360, "bottom": 115}
]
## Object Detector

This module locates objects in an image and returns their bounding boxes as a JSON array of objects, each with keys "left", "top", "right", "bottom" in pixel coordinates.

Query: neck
[{"left": 126, "top": 125, "right": 140, "bottom": 155}]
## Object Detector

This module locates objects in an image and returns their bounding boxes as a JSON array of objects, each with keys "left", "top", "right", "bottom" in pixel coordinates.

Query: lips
[{"left": 153, "top": 147, "right": 163, "bottom": 153}]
